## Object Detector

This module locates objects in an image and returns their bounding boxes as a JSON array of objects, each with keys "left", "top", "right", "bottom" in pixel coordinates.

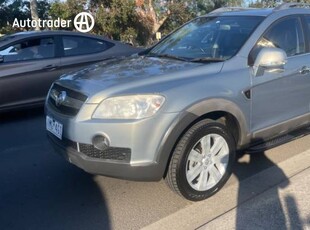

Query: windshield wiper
[
  {"left": 190, "top": 57, "right": 225, "bottom": 63},
  {"left": 146, "top": 53, "right": 188, "bottom": 62}
]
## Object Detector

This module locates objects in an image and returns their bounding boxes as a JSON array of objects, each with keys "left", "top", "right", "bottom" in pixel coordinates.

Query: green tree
[
  {"left": 249, "top": 0, "right": 280, "bottom": 7},
  {"left": 134, "top": 0, "right": 171, "bottom": 45},
  {"left": 91, "top": 0, "right": 138, "bottom": 43},
  {"left": 249, "top": 0, "right": 310, "bottom": 8},
  {"left": 187, "top": 0, "right": 244, "bottom": 16},
  {"left": 47, "top": 0, "right": 244, "bottom": 45},
  {"left": 0, "top": 0, "right": 50, "bottom": 34},
  {"left": 49, "top": 0, "right": 87, "bottom": 30},
  {"left": 0, "top": 0, "right": 28, "bottom": 34},
  {"left": 159, "top": 2, "right": 195, "bottom": 38},
  {"left": 134, "top": 0, "right": 244, "bottom": 46},
  {"left": 0, "top": 0, "right": 9, "bottom": 29}
]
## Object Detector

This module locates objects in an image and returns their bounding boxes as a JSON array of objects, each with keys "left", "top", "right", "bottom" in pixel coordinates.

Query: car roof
[
  {"left": 208, "top": 8, "right": 273, "bottom": 17},
  {"left": 205, "top": 4, "right": 310, "bottom": 17}
]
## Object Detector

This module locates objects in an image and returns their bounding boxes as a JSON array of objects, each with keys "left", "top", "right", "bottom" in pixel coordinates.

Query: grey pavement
[
  {"left": 199, "top": 167, "right": 310, "bottom": 230},
  {"left": 145, "top": 149, "right": 310, "bottom": 230}
]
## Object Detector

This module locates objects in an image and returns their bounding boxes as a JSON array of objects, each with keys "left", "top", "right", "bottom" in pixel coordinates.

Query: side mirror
[{"left": 253, "top": 47, "right": 287, "bottom": 77}]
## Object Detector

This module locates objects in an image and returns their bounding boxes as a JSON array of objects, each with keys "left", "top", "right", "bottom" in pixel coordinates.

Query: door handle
[
  {"left": 43, "top": 65, "right": 58, "bottom": 71},
  {"left": 299, "top": 66, "right": 310, "bottom": 75}
]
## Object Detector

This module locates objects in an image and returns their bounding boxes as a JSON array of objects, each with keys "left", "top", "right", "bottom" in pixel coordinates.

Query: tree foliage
[
  {"left": 0, "top": 0, "right": 50, "bottom": 34},
  {"left": 93, "top": 0, "right": 137, "bottom": 41},
  {"left": 1, "top": 0, "right": 246, "bottom": 44},
  {"left": 49, "top": 0, "right": 246, "bottom": 45},
  {"left": 249, "top": 0, "right": 310, "bottom": 8},
  {"left": 49, "top": 0, "right": 87, "bottom": 30}
]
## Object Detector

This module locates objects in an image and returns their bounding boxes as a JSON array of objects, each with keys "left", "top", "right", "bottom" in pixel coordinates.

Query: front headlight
[{"left": 92, "top": 95, "right": 165, "bottom": 119}]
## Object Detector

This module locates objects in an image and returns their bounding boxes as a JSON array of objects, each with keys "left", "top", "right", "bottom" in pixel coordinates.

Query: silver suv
[{"left": 45, "top": 3, "right": 310, "bottom": 201}]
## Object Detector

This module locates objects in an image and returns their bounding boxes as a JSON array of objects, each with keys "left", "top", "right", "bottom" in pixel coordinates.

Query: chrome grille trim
[
  {"left": 50, "top": 89, "right": 84, "bottom": 109},
  {"left": 48, "top": 83, "right": 88, "bottom": 116}
]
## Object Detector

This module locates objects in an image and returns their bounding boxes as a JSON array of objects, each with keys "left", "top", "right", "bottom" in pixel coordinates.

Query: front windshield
[{"left": 149, "top": 16, "right": 264, "bottom": 62}]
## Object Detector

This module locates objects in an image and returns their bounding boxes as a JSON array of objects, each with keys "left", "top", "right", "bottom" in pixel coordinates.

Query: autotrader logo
[
  {"left": 74, "top": 12, "right": 95, "bottom": 33},
  {"left": 12, "top": 12, "right": 95, "bottom": 33}
]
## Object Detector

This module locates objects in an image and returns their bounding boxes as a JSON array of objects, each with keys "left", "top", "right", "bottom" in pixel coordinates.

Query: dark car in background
[{"left": 0, "top": 31, "right": 141, "bottom": 112}]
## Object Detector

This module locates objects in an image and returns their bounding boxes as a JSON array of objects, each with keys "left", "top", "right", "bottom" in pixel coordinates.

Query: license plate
[{"left": 46, "top": 116, "right": 63, "bottom": 140}]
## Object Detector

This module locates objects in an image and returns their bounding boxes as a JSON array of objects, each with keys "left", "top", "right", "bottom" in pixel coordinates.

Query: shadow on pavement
[
  {"left": 233, "top": 149, "right": 302, "bottom": 230},
  {"left": 285, "top": 195, "right": 304, "bottom": 229},
  {"left": 0, "top": 109, "right": 111, "bottom": 230}
]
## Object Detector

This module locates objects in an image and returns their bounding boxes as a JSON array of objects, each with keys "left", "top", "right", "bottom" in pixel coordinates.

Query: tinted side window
[
  {"left": 305, "top": 16, "right": 310, "bottom": 48},
  {"left": 0, "top": 37, "right": 55, "bottom": 63},
  {"left": 62, "top": 36, "right": 113, "bottom": 57},
  {"left": 250, "top": 17, "right": 305, "bottom": 64}
]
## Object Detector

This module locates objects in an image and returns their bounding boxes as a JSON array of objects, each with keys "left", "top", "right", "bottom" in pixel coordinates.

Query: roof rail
[
  {"left": 274, "top": 2, "right": 310, "bottom": 10},
  {"left": 208, "top": 7, "right": 257, "bottom": 15}
]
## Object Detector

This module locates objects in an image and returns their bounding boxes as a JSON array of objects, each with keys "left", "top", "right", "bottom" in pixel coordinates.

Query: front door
[{"left": 250, "top": 16, "right": 310, "bottom": 138}]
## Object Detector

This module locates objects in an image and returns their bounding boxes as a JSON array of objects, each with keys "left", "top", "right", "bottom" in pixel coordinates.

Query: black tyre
[{"left": 165, "top": 119, "right": 236, "bottom": 201}]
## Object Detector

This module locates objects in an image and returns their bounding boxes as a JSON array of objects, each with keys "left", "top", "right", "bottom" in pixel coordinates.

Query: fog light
[{"left": 92, "top": 135, "right": 110, "bottom": 150}]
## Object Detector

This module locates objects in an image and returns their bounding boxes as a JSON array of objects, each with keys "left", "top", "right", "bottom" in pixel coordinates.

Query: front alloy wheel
[
  {"left": 165, "top": 119, "right": 236, "bottom": 201},
  {"left": 186, "top": 134, "right": 229, "bottom": 191}
]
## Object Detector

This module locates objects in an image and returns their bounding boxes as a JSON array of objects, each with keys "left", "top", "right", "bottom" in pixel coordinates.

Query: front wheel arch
[{"left": 160, "top": 110, "right": 242, "bottom": 179}]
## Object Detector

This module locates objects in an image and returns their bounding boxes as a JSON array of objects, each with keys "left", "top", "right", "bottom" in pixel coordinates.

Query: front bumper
[
  {"left": 48, "top": 133, "right": 165, "bottom": 181},
  {"left": 45, "top": 102, "right": 180, "bottom": 181}
]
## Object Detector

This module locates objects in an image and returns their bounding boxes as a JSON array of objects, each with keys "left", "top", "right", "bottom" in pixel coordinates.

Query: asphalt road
[{"left": 1, "top": 108, "right": 309, "bottom": 230}]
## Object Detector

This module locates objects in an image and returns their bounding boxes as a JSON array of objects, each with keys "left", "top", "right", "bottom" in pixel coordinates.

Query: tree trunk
[
  {"left": 135, "top": 0, "right": 170, "bottom": 45},
  {"left": 30, "top": 0, "right": 40, "bottom": 31}
]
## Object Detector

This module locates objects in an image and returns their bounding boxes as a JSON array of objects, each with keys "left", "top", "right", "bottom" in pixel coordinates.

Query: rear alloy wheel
[{"left": 165, "top": 119, "right": 236, "bottom": 201}]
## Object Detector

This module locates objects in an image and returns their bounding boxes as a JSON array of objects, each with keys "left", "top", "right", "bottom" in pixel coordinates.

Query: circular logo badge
[
  {"left": 55, "top": 91, "right": 67, "bottom": 106},
  {"left": 74, "top": 12, "right": 95, "bottom": 33}
]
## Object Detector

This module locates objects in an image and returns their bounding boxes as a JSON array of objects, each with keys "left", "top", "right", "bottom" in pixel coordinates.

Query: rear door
[
  {"left": 0, "top": 36, "right": 61, "bottom": 109},
  {"left": 58, "top": 35, "right": 115, "bottom": 75},
  {"left": 250, "top": 16, "right": 310, "bottom": 138}
]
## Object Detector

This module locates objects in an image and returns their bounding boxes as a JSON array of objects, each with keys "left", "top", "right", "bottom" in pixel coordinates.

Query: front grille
[
  {"left": 48, "top": 133, "right": 131, "bottom": 162},
  {"left": 53, "top": 84, "right": 88, "bottom": 101},
  {"left": 79, "top": 144, "right": 131, "bottom": 162},
  {"left": 48, "top": 83, "right": 88, "bottom": 116}
]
